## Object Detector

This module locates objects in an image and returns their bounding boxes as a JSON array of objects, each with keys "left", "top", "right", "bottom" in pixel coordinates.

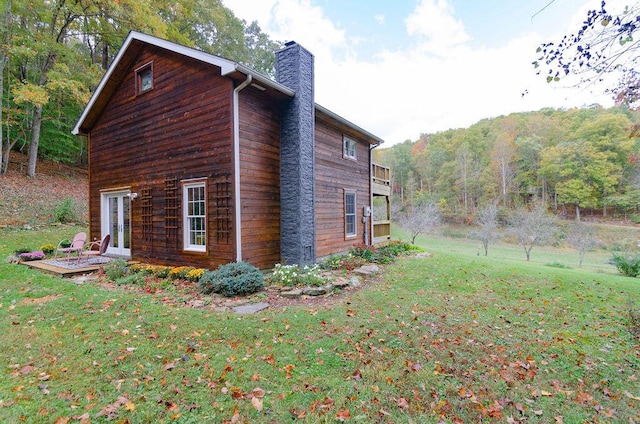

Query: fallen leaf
[
  {"left": 624, "top": 390, "right": 640, "bottom": 401},
  {"left": 335, "top": 408, "right": 351, "bottom": 421},
  {"left": 396, "top": 397, "right": 409, "bottom": 409},
  {"left": 125, "top": 401, "right": 135, "bottom": 411},
  {"left": 250, "top": 397, "right": 263, "bottom": 411}
]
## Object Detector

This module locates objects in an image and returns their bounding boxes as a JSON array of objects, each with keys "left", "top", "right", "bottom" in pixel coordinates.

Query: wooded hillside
[
  {"left": 375, "top": 106, "right": 640, "bottom": 222},
  {"left": 0, "top": 0, "right": 280, "bottom": 177}
]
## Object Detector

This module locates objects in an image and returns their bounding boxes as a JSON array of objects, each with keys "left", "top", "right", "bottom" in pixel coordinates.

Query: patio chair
[
  {"left": 79, "top": 234, "right": 110, "bottom": 260},
  {"left": 54, "top": 232, "right": 87, "bottom": 262}
]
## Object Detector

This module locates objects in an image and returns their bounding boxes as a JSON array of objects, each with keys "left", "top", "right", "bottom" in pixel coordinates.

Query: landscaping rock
[
  {"left": 332, "top": 277, "right": 350, "bottom": 288},
  {"left": 280, "top": 289, "right": 303, "bottom": 298},
  {"left": 349, "top": 276, "right": 362, "bottom": 288},
  {"left": 187, "top": 299, "right": 206, "bottom": 308},
  {"left": 354, "top": 265, "right": 379, "bottom": 276},
  {"left": 234, "top": 302, "right": 269, "bottom": 314},
  {"left": 303, "top": 286, "right": 326, "bottom": 296}
]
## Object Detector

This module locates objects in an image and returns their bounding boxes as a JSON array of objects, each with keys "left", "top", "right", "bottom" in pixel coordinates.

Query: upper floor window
[
  {"left": 183, "top": 181, "right": 206, "bottom": 252},
  {"left": 343, "top": 136, "right": 357, "bottom": 160},
  {"left": 135, "top": 62, "right": 154, "bottom": 95}
]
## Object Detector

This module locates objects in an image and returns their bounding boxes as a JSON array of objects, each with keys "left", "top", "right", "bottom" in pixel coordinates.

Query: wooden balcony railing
[{"left": 372, "top": 163, "right": 390, "bottom": 186}]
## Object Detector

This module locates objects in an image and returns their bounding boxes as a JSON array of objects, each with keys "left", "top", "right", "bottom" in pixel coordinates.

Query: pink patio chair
[
  {"left": 79, "top": 234, "right": 110, "bottom": 260},
  {"left": 54, "top": 232, "right": 87, "bottom": 262}
]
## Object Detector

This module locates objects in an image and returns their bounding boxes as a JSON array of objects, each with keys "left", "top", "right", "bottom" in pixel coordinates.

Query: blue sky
[{"left": 223, "top": 0, "right": 613, "bottom": 145}]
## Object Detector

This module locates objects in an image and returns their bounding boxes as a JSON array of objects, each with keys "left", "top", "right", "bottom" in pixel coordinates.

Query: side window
[
  {"left": 183, "top": 181, "right": 206, "bottom": 252},
  {"left": 135, "top": 62, "right": 154, "bottom": 95},
  {"left": 343, "top": 136, "right": 356, "bottom": 160},
  {"left": 345, "top": 191, "right": 356, "bottom": 238}
]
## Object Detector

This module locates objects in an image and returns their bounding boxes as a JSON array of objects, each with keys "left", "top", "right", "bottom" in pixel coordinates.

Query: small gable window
[
  {"left": 343, "top": 136, "right": 356, "bottom": 160},
  {"left": 135, "top": 62, "right": 153, "bottom": 94}
]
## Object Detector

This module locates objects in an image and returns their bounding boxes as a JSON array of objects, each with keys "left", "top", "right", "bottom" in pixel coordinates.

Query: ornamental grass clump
[{"left": 199, "top": 261, "right": 263, "bottom": 297}]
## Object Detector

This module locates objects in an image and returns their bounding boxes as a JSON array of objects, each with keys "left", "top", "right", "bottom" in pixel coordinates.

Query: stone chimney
[{"left": 275, "top": 41, "right": 316, "bottom": 266}]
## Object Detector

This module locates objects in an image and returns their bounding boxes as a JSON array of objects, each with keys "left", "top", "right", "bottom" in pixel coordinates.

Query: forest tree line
[
  {"left": 0, "top": 0, "right": 280, "bottom": 177},
  {"left": 374, "top": 106, "right": 640, "bottom": 223}
]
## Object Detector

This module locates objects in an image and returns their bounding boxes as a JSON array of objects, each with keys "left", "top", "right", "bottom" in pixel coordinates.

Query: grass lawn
[{"left": 1, "top": 225, "right": 639, "bottom": 422}]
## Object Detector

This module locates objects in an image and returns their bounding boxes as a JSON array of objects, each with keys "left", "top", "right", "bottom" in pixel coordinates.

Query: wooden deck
[{"left": 23, "top": 259, "right": 109, "bottom": 278}]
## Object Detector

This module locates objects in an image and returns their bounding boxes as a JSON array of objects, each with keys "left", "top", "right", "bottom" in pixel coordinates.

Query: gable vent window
[
  {"left": 135, "top": 62, "right": 154, "bottom": 95},
  {"left": 343, "top": 136, "right": 357, "bottom": 160}
]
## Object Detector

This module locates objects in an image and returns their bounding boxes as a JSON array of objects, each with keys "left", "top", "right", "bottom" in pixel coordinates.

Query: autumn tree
[{"left": 507, "top": 202, "right": 557, "bottom": 261}]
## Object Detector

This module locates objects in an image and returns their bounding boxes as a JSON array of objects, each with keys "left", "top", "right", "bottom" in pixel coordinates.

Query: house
[{"left": 73, "top": 31, "right": 391, "bottom": 270}]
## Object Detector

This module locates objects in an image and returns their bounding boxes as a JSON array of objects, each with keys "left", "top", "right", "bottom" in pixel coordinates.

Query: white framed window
[
  {"left": 183, "top": 181, "right": 206, "bottom": 252},
  {"left": 343, "top": 136, "right": 357, "bottom": 160},
  {"left": 135, "top": 62, "right": 153, "bottom": 95},
  {"left": 345, "top": 190, "right": 356, "bottom": 238}
]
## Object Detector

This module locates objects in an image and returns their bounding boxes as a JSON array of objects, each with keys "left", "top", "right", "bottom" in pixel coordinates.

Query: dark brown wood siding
[
  {"left": 88, "top": 45, "right": 235, "bottom": 268},
  {"left": 238, "top": 88, "right": 281, "bottom": 269},
  {"left": 315, "top": 113, "right": 372, "bottom": 258}
]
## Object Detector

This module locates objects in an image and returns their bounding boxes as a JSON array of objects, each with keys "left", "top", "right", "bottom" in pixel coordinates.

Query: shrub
[
  {"left": 14, "top": 247, "right": 31, "bottom": 255},
  {"left": 349, "top": 245, "right": 376, "bottom": 262},
  {"left": 169, "top": 266, "right": 195, "bottom": 279},
  {"left": 199, "top": 261, "right": 264, "bottom": 297},
  {"left": 610, "top": 253, "right": 640, "bottom": 277},
  {"left": 53, "top": 197, "right": 79, "bottom": 224},
  {"left": 40, "top": 244, "right": 55, "bottom": 255},
  {"left": 270, "top": 263, "right": 328, "bottom": 287},
  {"left": 545, "top": 261, "right": 571, "bottom": 269},
  {"left": 19, "top": 251, "right": 46, "bottom": 261},
  {"left": 103, "top": 258, "right": 129, "bottom": 281},
  {"left": 185, "top": 268, "right": 205, "bottom": 282}
]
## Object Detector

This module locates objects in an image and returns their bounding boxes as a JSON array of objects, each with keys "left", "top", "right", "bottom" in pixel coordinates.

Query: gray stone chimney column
[{"left": 275, "top": 42, "right": 316, "bottom": 266}]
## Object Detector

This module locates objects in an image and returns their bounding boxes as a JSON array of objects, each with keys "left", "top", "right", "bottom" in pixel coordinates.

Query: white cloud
[
  {"left": 224, "top": 0, "right": 614, "bottom": 145},
  {"left": 405, "top": 0, "right": 471, "bottom": 53},
  {"left": 374, "top": 14, "right": 385, "bottom": 25}
]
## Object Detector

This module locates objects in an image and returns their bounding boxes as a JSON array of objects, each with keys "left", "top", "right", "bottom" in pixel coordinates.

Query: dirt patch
[
  {"left": 18, "top": 294, "right": 62, "bottom": 306},
  {"left": 0, "top": 153, "right": 88, "bottom": 227}
]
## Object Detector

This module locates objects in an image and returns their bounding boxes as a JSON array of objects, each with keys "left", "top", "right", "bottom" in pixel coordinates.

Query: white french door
[{"left": 101, "top": 191, "right": 131, "bottom": 257}]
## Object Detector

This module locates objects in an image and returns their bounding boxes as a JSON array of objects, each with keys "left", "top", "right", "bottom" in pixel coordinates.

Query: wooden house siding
[
  {"left": 238, "top": 88, "right": 282, "bottom": 269},
  {"left": 314, "top": 112, "right": 372, "bottom": 258},
  {"left": 88, "top": 45, "right": 236, "bottom": 268}
]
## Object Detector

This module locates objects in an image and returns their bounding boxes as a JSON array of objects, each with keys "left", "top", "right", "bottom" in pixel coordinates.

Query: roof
[{"left": 73, "top": 31, "right": 384, "bottom": 145}]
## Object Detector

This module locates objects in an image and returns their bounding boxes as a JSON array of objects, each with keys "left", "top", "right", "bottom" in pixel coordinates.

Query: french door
[{"left": 101, "top": 191, "right": 131, "bottom": 257}]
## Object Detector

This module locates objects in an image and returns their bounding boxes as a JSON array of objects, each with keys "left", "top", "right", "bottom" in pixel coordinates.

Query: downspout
[{"left": 233, "top": 75, "right": 252, "bottom": 262}]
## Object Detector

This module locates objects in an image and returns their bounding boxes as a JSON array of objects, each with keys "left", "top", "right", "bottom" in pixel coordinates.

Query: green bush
[
  {"left": 545, "top": 261, "right": 571, "bottom": 269},
  {"left": 103, "top": 258, "right": 129, "bottom": 281},
  {"left": 53, "top": 197, "right": 79, "bottom": 224},
  {"left": 199, "top": 261, "right": 264, "bottom": 297},
  {"left": 14, "top": 247, "right": 31, "bottom": 255},
  {"left": 611, "top": 253, "right": 640, "bottom": 277}
]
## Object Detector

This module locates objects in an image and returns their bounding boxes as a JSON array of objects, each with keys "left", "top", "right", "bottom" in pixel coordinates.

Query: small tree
[
  {"left": 507, "top": 202, "right": 557, "bottom": 261},
  {"left": 567, "top": 221, "right": 598, "bottom": 267},
  {"left": 474, "top": 203, "right": 499, "bottom": 256},
  {"left": 396, "top": 202, "right": 440, "bottom": 244}
]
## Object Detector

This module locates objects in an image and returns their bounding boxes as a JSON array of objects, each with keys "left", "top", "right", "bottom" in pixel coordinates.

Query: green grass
[
  {"left": 397, "top": 223, "right": 625, "bottom": 274},
  {"left": 1, "top": 226, "right": 639, "bottom": 422}
]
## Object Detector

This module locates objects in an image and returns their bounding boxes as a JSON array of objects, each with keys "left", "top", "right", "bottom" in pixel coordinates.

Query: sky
[{"left": 222, "top": 0, "right": 615, "bottom": 145}]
